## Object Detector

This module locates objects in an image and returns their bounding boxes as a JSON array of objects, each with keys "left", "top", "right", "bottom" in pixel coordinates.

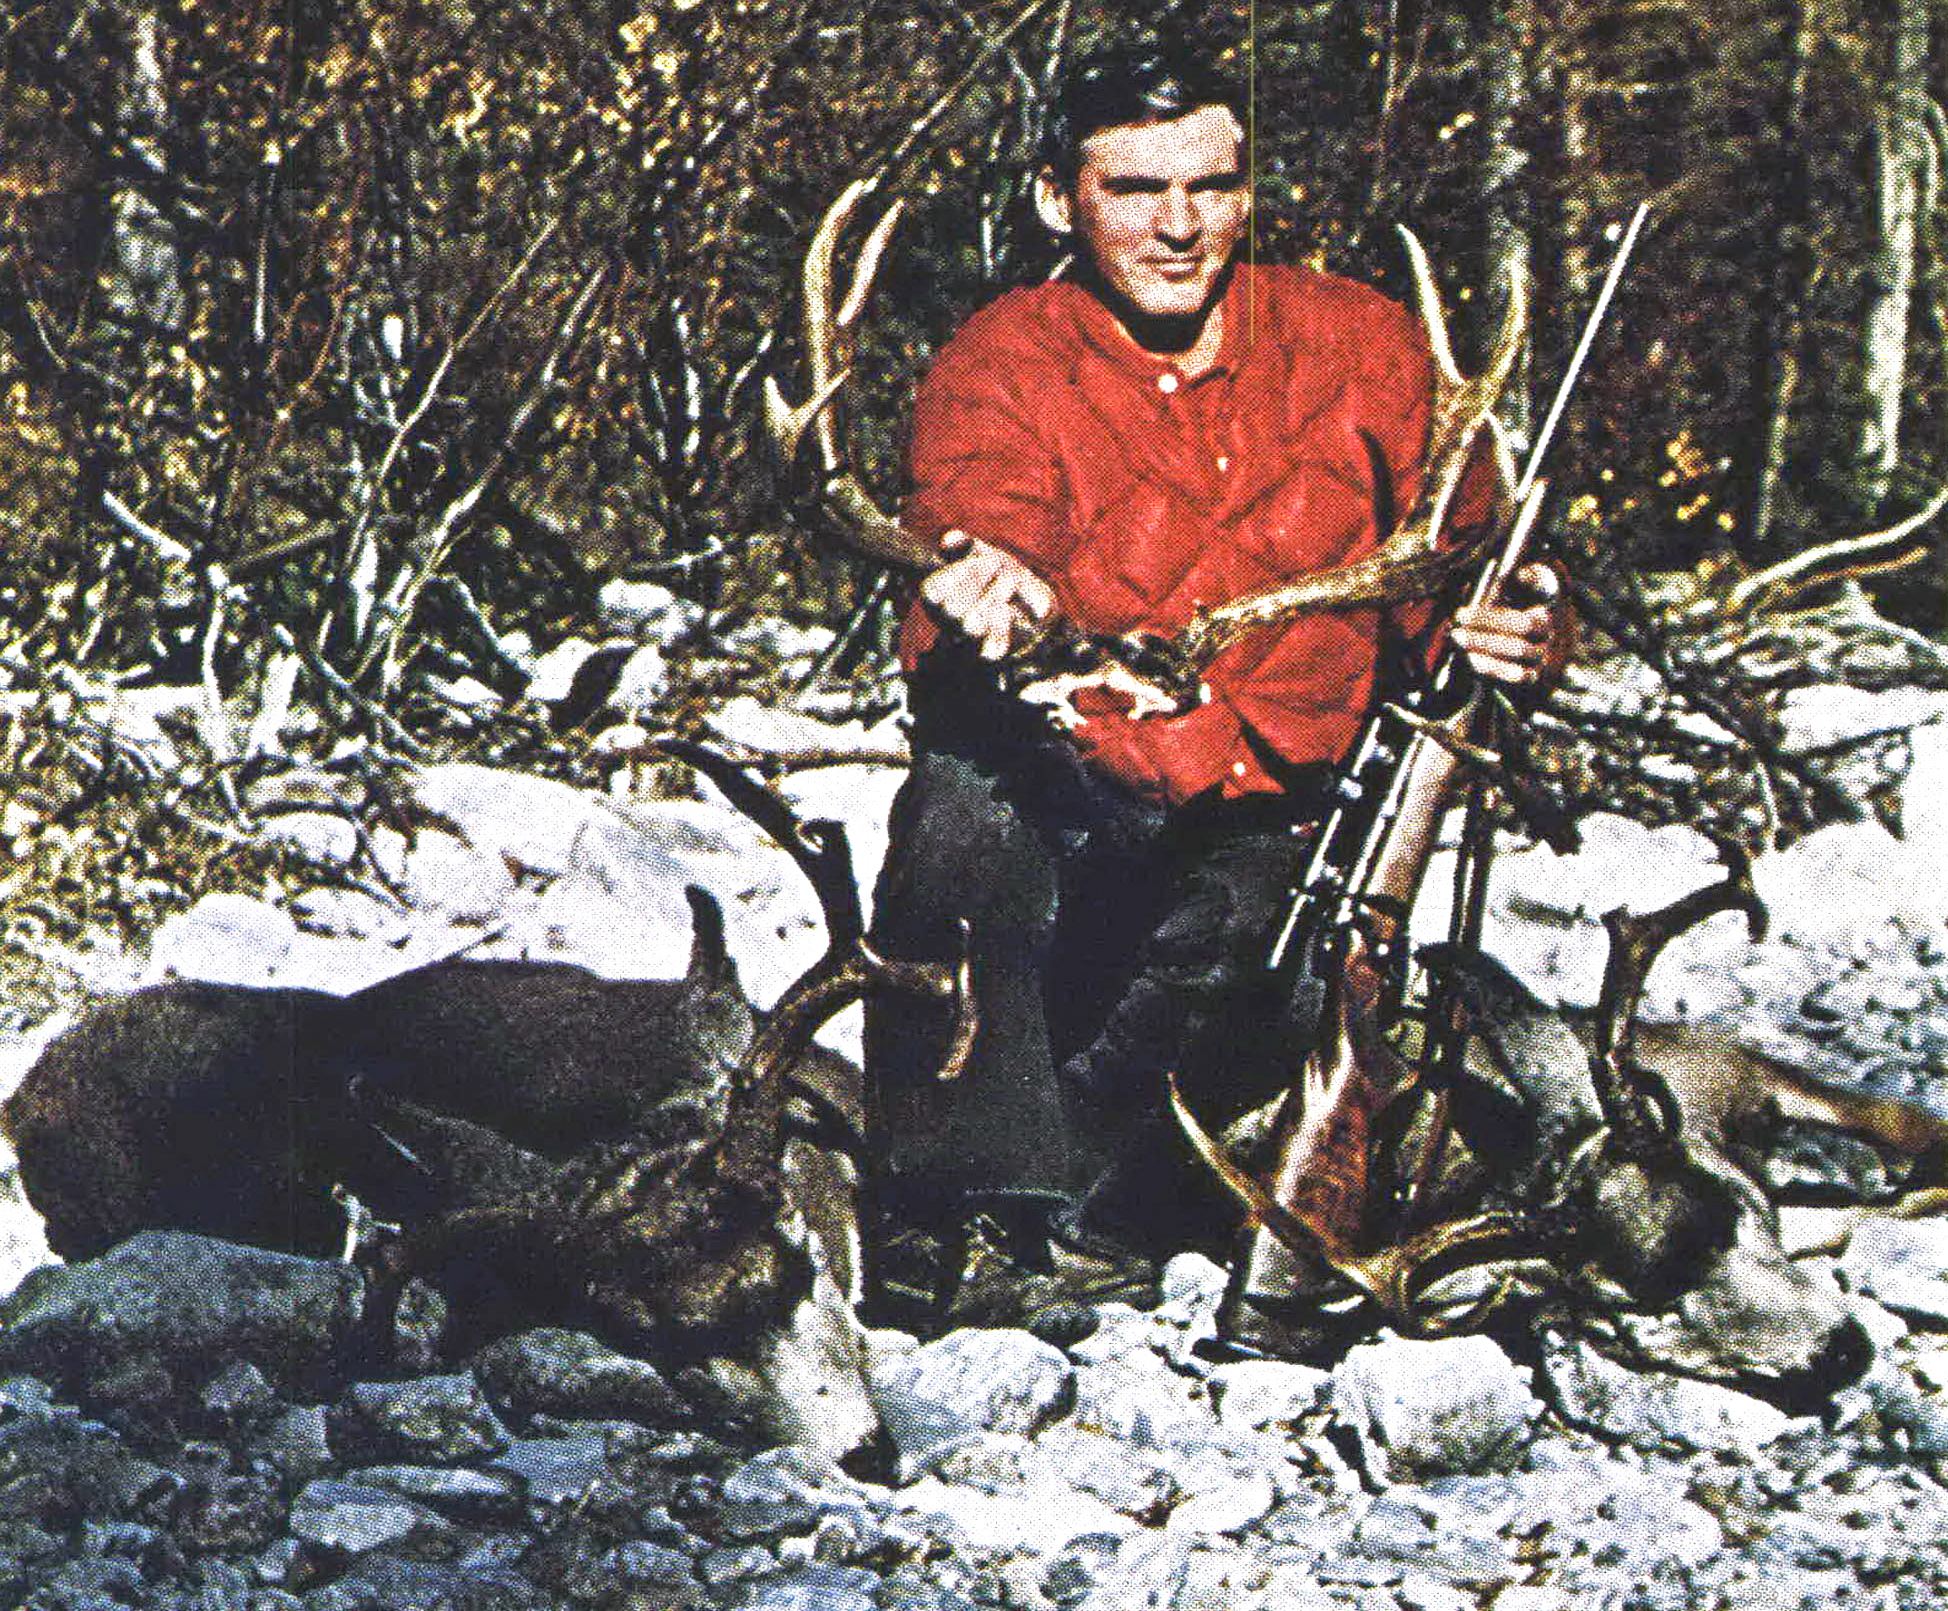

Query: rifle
[{"left": 1187, "top": 206, "right": 1649, "bottom": 1353}]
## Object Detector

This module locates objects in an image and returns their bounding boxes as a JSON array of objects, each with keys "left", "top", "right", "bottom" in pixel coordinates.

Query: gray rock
[
  {"left": 330, "top": 1373, "right": 509, "bottom": 1465},
  {"left": 1840, "top": 1218, "right": 1948, "bottom": 1322},
  {"left": 718, "top": 1446, "right": 872, "bottom": 1540},
  {"left": 286, "top": 1478, "right": 452, "bottom": 1554},
  {"left": 298, "top": 1553, "right": 544, "bottom": 1610},
  {"left": 1330, "top": 1335, "right": 1540, "bottom": 1482},
  {"left": 872, "top": 1327, "right": 1074, "bottom": 1476},
  {"left": 1031, "top": 1424, "right": 1178, "bottom": 1519},
  {"left": 199, "top": 1360, "right": 276, "bottom": 1423},
  {"left": 606, "top": 1536, "right": 701, "bottom": 1587},
  {"left": 345, "top": 1464, "right": 526, "bottom": 1525},
  {"left": 469, "top": 1327, "right": 690, "bottom": 1427},
  {"left": 251, "top": 1404, "right": 332, "bottom": 1484},
  {"left": 1353, "top": 1494, "right": 1519, "bottom": 1589},
  {"left": 1164, "top": 1472, "right": 1277, "bottom": 1536},
  {"left": 1542, "top": 1335, "right": 1802, "bottom": 1458},
  {"left": 485, "top": 1435, "right": 612, "bottom": 1506},
  {"left": 0, "top": 1231, "right": 363, "bottom": 1399},
  {"left": 0, "top": 1416, "right": 171, "bottom": 1525},
  {"left": 701, "top": 1544, "right": 779, "bottom": 1587},
  {"left": 1208, "top": 1359, "right": 1331, "bottom": 1432},
  {"left": 730, "top": 1563, "right": 882, "bottom": 1610},
  {"left": 1069, "top": 1353, "right": 1217, "bottom": 1451}
]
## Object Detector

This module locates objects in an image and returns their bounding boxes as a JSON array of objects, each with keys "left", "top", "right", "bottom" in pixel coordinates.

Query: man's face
[{"left": 1038, "top": 104, "right": 1249, "bottom": 323}]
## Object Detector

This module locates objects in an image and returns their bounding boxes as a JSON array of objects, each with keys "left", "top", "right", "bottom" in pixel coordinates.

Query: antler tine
[
  {"left": 763, "top": 181, "right": 938, "bottom": 572},
  {"left": 1395, "top": 224, "right": 1527, "bottom": 553},
  {"left": 1173, "top": 232, "right": 1528, "bottom": 667},
  {"left": 1594, "top": 850, "right": 1764, "bottom": 1070},
  {"left": 1168, "top": 1073, "right": 1533, "bottom": 1334}
]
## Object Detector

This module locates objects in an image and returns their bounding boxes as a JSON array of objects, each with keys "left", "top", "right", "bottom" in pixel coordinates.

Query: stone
[
  {"left": 1164, "top": 1472, "right": 1277, "bottom": 1536},
  {"left": 486, "top": 1435, "right": 612, "bottom": 1506},
  {"left": 1542, "top": 1335, "right": 1801, "bottom": 1458},
  {"left": 299, "top": 1554, "right": 545, "bottom": 1610},
  {"left": 146, "top": 894, "right": 297, "bottom": 985},
  {"left": 894, "top": 1475, "right": 1131, "bottom": 1555},
  {"left": 470, "top": 1328, "right": 691, "bottom": 1428},
  {"left": 1840, "top": 1218, "right": 1948, "bottom": 1322},
  {"left": 730, "top": 1564, "right": 883, "bottom": 1610},
  {"left": 1353, "top": 1494, "right": 1519, "bottom": 1589},
  {"left": 329, "top": 1373, "right": 510, "bottom": 1466},
  {"left": 347, "top": 1464, "right": 527, "bottom": 1525},
  {"left": 1208, "top": 1359, "right": 1331, "bottom": 1432},
  {"left": 1069, "top": 1353, "right": 1217, "bottom": 1451},
  {"left": 0, "top": 1231, "right": 364, "bottom": 1399},
  {"left": 1330, "top": 1335, "right": 1541, "bottom": 1482},
  {"left": 286, "top": 1478, "right": 453, "bottom": 1555},
  {"left": 607, "top": 1536, "right": 702, "bottom": 1587},
  {"left": 871, "top": 1327, "right": 1074, "bottom": 1476},
  {"left": 0, "top": 1417, "right": 169, "bottom": 1526},
  {"left": 717, "top": 1446, "right": 873, "bottom": 1540}
]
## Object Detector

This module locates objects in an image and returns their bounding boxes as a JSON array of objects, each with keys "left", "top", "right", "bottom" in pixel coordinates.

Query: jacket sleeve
[{"left": 902, "top": 326, "right": 1074, "bottom": 580}]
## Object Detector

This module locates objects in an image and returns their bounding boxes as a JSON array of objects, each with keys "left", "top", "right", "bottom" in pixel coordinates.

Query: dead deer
[
  {"left": 1181, "top": 851, "right": 1948, "bottom": 1404},
  {"left": 3, "top": 743, "right": 971, "bottom": 1458}
]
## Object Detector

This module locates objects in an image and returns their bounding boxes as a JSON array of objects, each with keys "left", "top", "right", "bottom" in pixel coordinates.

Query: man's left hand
[{"left": 1448, "top": 561, "right": 1574, "bottom": 690}]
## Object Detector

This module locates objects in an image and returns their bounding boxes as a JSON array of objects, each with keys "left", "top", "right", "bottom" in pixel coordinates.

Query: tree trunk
[
  {"left": 1479, "top": 0, "right": 1534, "bottom": 443},
  {"left": 1745, "top": 0, "right": 1813, "bottom": 553},
  {"left": 95, "top": 3, "right": 185, "bottom": 338},
  {"left": 1855, "top": 0, "right": 1932, "bottom": 516}
]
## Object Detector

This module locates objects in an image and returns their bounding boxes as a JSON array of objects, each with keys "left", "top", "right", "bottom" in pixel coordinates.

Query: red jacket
[{"left": 902, "top": 261, "right": 1468, "bottom": 806}]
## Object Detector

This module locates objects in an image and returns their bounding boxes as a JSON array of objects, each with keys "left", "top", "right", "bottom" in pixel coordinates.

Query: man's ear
[{"left": 1033, "top": 168, "right": 1074, "bottom": 236}]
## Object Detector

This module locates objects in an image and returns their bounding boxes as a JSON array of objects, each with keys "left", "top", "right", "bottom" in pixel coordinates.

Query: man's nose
[{"left": 1156, "top": 185, "right": 1199, "bottom": 240}]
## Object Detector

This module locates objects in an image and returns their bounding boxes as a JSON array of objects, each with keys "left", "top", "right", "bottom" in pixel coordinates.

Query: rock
[
  {"left": 893, "top": 1475, "right": 1131, "bottom": 1555},
  {"left": 1840, "top": 1218, "right": 1948, "bottom": 1322},
  {"left": 0, "top": 1416, "right": 170, "bottom": 1527},
  {"left": 251, "top": 1404, "right": 332, "bottom": 1485},
  {"left": 286, "top": 1478, "right": 455, "bottom": 1555},
  {"left": 730, "top": 1563, "right": 883, "bottom": 1610},
  {"left": 1541, "top": 1334, "right": 1801, "bottom": 1458},
  {"left": 348, "top": 1464, "right": 527, "bottom": 1525},
  {"left": 1208, "top": 1358, "right": 1331, "bottom": 1432},
  {"left": 1330, "top": 1335, "right": 1540, "bottom": 1483},
  {"left": 1355, "top": 1494, "right": 1520, "bottom": 1588},
  {"left": 145, "top": 894, "right": 297, "bottom": 985},
  {"left": 871, "top": 1328, "right": 1074, "bottom": 1476},
  {"left": 300, "top": 1553, "right": 545, "bottom": 1610},
  {"left": 1069, "top": 1352, "right": 1217, "bottom": 1452},
  {"left": 1164, "top": 1471, "right": 1277, "bottom": 1536},
  {"left": 717, "top": 1446, "right": 874, "bottom": 1539},
  {"left": 485, "top": 1435, "right": 612, "bottom": 1507},
  {"left": 470, "top": 1328, "right": 691, "bottom": 1428},
  {"left": 0, "top": 1231, "right": 363, "bottom": 1399},
  {"left": 329, "top": 1373, "right": 509, "bottom": 1466},
  {"left": 599, "top": 578, "right": 704, "bottom": 641}
]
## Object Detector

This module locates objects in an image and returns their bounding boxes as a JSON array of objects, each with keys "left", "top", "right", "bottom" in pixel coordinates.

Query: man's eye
[{"left": 1193, "top": 174, "right": 1247, "bottom": 193}]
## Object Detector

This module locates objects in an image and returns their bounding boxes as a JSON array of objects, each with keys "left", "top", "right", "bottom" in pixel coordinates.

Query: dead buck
[
  {"left": 1178, "top": 843, "right": 1948, "bottom": 1400},
  {"left": 3, "top": 743, "right": 972, "bottom": 1458}
]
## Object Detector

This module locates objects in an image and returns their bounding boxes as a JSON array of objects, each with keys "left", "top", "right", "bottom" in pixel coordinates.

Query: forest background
[{"left": 0, "top": 0, "right": 1944, "bottom": 981}]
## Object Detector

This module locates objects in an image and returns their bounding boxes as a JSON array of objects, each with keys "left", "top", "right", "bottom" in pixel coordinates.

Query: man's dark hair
[{"left": 1039, "top": 42, "right": 1245, "bottom": 188}]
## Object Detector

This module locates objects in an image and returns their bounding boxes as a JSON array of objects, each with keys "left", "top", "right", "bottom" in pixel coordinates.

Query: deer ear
[{"left": 1033, "top": 169, "right": 1074, "bottom": 236}]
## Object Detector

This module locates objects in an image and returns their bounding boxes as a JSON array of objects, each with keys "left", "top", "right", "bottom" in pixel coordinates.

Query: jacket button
[{"left": 1157, "top": 372, "right": 1180, "bottom": 394}]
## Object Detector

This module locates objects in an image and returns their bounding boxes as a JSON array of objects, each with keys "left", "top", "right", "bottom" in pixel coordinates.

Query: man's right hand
[{"left": 919, "top": 530, "right": 1057, "bottom": 660}]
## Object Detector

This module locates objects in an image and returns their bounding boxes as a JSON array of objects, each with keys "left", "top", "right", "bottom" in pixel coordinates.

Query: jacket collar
[{"left": 1057, "top": 259, "right": 1262, "bottom": 386}]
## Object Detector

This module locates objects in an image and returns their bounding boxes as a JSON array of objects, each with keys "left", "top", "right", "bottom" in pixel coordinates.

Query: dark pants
[{"left": 863, "top": 651, "right": 1322, "bottom": 1258}]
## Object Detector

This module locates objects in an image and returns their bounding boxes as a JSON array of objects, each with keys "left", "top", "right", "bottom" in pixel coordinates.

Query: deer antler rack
[{"left": 766, "top": 198, "right": 1534, "bottom": 724}]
